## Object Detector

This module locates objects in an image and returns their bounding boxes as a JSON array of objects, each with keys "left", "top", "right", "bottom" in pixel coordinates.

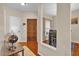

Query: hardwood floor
[
  {"left": 27, "top": 41, "right": 38, "bottom": 55},
  {"left": 18, "top": 42, "right": 27, "bottom": 46},
  {"left": 19, "top": 42, "right": 40, "bottom": 56},
  {"left": 19, "top": 42, "right": 79, "bottom": 56},
  {"left": 72, "top": 42, "right": 79, "bottom": 56}
]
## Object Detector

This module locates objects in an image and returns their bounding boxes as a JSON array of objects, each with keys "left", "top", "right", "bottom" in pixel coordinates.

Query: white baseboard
[
  {"left": 72, "top": 41, "right": 79, "bottom": 43},
  {"left": 38, "top": 52, "right": 44, "bottom": 56}
]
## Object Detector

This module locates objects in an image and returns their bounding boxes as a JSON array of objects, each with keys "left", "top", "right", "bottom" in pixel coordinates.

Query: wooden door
[{"left": 27, "top": 19, "right": 38, "bottom": 55}]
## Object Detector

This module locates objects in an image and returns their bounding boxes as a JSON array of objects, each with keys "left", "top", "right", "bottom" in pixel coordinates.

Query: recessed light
[
  {"left": 21, "top": 3, "right": 28, "bottom": 6},
  {"left": 21, "top": 3, "right": 25, "bottom": 6}
]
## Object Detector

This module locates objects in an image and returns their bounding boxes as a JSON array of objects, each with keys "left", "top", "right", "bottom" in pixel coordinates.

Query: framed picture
[{"left": 71, "top": 17, "right": 78, "bottom": 24}]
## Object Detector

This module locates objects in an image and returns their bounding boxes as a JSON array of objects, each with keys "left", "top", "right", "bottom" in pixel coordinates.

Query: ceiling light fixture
[
  {"left": 21, "top": 3, "right": 25, "bottom": 5},
  {"left": 21, "top": 3, "right": 28, "bottom": 6}
]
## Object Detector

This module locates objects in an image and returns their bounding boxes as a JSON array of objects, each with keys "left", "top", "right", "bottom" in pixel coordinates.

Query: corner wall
[
  {"left": 3, "top": 5, "right": 38, "bottom": 42},
  {"left": 0, "top": 4, "right": 4, "bottom": 40},
  {"left": 38, "top": 3, "right": 71, "bottom": 56},
  {"left": 71, "top": 10, "right": 79, "bottom": 43},
  {"left": 0, "top": 4, "right": 5, "bottom": 49}
]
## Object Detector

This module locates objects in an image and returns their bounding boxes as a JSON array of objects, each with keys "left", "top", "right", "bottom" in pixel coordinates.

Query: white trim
[
  {"left": 40, "top": 4, "right": 44, "bottom": 44},
  {"left": 25, "top": 19, "right": 27, "bottom": 42},
  {"left": 72, "top": 41, "right": 79, "bottom": 43},
  {"left": 38, "top": 52, "right": 44, "bottom": 56},
  {"left": 41, "top": 42, "right": 56, "bottom": 50},
  {"left": 3, "top": 5, "right": 7, "bottom": 34}
]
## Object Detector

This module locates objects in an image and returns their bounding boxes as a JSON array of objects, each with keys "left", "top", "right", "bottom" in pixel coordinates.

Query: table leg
[{"left": 22, "top": 50, "right": 24, "bottom": 56}]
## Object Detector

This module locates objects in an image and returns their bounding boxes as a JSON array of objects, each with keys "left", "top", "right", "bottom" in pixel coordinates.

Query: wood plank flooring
[
  {"left": 72, "top": 42, "right": 79, "bottom": 56},
  {"left": 18, "top": 42, "right": 40, "bottom": 56}
]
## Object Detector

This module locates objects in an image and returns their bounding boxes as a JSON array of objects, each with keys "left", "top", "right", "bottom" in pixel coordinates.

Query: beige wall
[
  {"left": 71, "top": 10, "right": 79, "bottom": 42},
  {"left": 56, "top": 3, "right": 71, "bottom": 55},
  {"left": 0, "top": 4, "right": 5, "bottom": 49},
  {"left": 38, "top": 3, "right": 71, "bottom": 56},
  {"left": 0, "top": 4, "right": 4, "bottom": 40}
]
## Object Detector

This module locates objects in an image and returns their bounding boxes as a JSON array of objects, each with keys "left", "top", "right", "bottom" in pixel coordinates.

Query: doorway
[{"left": 27, "top": 19, "right": 38, "bottom": 55}]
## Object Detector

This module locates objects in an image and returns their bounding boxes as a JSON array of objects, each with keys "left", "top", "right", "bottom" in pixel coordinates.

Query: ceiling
[
  {"left": 71, "top": 3, "right": 79, "bottom": 11},
  {"left": 5, "top": 3, "right": 79, "bottom": 16},
  {"left": 5, "top": 3, "right": 40, "bottom": 12}
]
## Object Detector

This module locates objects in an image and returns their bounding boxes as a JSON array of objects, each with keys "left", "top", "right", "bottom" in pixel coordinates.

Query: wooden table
[{"left": 0, "top": 44, "right": 24, "bottom": 56}]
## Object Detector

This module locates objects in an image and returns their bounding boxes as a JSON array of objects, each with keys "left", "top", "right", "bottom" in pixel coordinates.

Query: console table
[{"left": 0, "top": 44, "right": 24, "bottom": 56}]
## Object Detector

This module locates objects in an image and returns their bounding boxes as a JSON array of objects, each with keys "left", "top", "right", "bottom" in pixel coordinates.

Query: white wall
[
  {"left": 51, "top": 16, "right": 56, "bottom": 30},
  {"left": 3, "top": 6, "right": 26, "bottom": 42},
  {"left": 4, "top": 5, "right": 38, "bottom": 42},
  {"left": 9, "top": 16, "right": 24, "bottom": 42},
  {"left": 21, "top": 12, "right": 38, "bottom": 42},
  {"left": 71, "top": 10, "right": 79, "bottom": 42},
  {"left": 38, "top": 3, "right": 71, "bottom": 56},
  {"left": 56, "top": 3, "right": 71, "bottom": 55},
  {"left": 4, "top": 6, "right": 23, "bottom": 34},
  {"left": 0, "top": 4, "right": 38, "bottom": 43}
]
